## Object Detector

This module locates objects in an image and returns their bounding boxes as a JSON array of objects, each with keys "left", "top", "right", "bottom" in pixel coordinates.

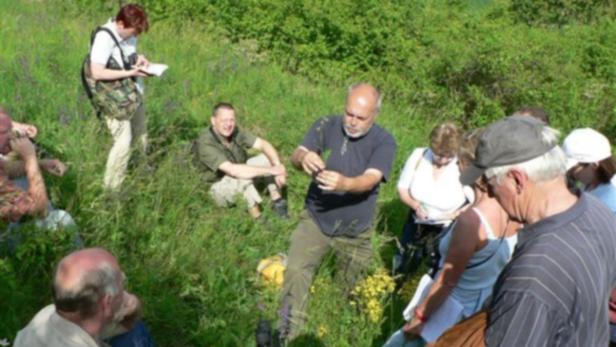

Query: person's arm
[
  {"left": 291, "top": 146, "right": 325, "bottom": 175},
  {"left": 89, "top": 31, "right": 147, "bottom": 81},
  {"left": 218, "top": 160, "right": 285, "bottom": 180},
  {"left": 253, "top": 137, "right": 286, "bottom": 187},
  {"left": 11, "top": 121, "right": 37, "bottom": 138},
  {"left": 398, "top": 186, "right": 429, "bottom": 220},
  {"left": 404, "top": 210, "right": 481, "bottom": 336},
  {"left": 3, "top": 158, "right": 68, "bottom": 177},
  {"left": 315, "top": 168, "right": 383, "bottom": 193},
  {"left": 397, "top": 148, "right": 428, "bottom": 218},
  {"left": 90, "top": 62, "right": 146, "bottom": 81},
  {"left": 5, "top": 137, "right": 48, "bottom": 217}
]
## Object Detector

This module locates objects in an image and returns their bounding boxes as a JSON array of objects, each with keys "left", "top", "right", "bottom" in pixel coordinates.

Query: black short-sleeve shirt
[
  {"left": 191, "top": 126, "right": 257, "bottom": 182},
  {"left": 302, "top": 115, "right": 396, "bottom": 236}
]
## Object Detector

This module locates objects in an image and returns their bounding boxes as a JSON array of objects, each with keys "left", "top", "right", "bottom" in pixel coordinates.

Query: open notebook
[{"left": 140, "top": 63, "right": 168, "bottom": 77}]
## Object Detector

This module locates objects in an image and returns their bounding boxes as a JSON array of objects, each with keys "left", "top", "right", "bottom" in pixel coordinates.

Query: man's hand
[
  {"left": 301, "top": 151, "right": 325, "bottom": 175},
  {"left": 271, "top": 164, "right": 287, "bottom": 188},
  {"left": 316, "top": 170, "right": 347, "bottom": 191},
  {"left": 116, "top": 292, "right": 142, "bottom": 331},
  {"left": 270, "top": 164, "right": 286, "bottom": 177},
  {"left": 13, "top": 123, "right": 37, "bottom": 138},
  {"left": 275, "top": 174, "right": 286, "bottom": 188},
  {"left": 402, "top": 318, "right": 424, "bottom": 339},
  {"left": 10, "top": 137, "right": 36, "bottom": 161},
  {"left": 41, "top": 159, "right": 68, "bottom": 177}
]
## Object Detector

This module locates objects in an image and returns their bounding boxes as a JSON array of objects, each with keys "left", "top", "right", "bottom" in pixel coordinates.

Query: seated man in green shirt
[{"left": 192, "top": 102, "right": 288, "bottom": 219}]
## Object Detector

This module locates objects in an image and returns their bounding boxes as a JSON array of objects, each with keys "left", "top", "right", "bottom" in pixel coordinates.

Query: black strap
[
  {"left": 89, "top": 27, "right": 131, "bottom": 70},
  {"left": 81, "top": 26, "right": 133, "bottom": 118}
]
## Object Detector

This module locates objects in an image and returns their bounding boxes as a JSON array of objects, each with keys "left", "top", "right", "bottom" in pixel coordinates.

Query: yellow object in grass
[{"left": 257, "top": 254, "right": 287, "bottom": 288}]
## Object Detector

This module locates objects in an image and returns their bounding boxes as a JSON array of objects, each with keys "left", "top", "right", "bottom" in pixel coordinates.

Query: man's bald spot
[
  {"left": 55, "top": 248, "right": 120, "bottom": 291},
  {"left": 347, "top": 83, "right": 381, "bottom": 115}
]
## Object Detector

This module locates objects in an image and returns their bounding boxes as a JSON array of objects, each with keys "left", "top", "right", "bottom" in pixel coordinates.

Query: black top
[
  {"left": 486, "top": 192, "right": 616, "bottom": 346},
  {"left": 301, "top": 115, "right": 396, "bottom": 237}
]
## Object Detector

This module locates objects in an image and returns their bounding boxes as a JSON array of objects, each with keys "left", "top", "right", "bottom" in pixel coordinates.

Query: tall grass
[{"left": 0, "top": 1, "right": 430, "bottom": 346}]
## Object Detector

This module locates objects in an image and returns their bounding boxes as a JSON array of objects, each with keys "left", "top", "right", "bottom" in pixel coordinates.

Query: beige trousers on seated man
[
  {"left": 209, "top": 154, "right": 277, "bottom": 208},
  {"left": 103, "top": 104, "right": 147, "bottom": 191}
]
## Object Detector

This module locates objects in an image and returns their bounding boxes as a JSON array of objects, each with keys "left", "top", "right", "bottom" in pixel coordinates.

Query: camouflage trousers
[
  {"left": 103, "top": 103, "right": 147, "bottom": 190},
  {"left": 279, "top": 210, "right": 373, "bottom": 341}
]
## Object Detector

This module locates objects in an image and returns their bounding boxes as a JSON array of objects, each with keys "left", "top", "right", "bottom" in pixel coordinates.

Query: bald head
[
  {"left": 347, "top": 83, "right": 381, "bottom": 115},
  {"left": 53, "top": 248, "right": 122, "bottom": 318},
  {"left": 343, "top": 83, "right": 382, "bottom": 138}
]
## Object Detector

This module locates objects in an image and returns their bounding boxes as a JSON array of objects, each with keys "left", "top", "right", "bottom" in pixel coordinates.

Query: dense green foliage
[
  {"left": 1, "top": 1, "right": 416, "bottom": 346},
  {"left": 3, "top": 0, "right": 616, "bottom": 346},
  {"left": 510, "top": 0, "right": 616, "bottom": 26},
  {"left": 77, "top": 0, "right": 616, "bottom": 137}
]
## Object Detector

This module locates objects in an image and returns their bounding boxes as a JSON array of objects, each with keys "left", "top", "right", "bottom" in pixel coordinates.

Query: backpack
[{"left": 81, "top": 26, "right": 141, "bottom": 121}]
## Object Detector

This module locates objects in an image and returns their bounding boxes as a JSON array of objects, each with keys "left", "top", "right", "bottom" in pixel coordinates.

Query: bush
[{"left": 70, "top": 0, "right": 616, "bottom": 138}]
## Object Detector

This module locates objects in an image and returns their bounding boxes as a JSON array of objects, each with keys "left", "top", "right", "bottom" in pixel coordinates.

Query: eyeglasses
[{"left": 433, "top": 153, "right": 454, "bottom": 162}]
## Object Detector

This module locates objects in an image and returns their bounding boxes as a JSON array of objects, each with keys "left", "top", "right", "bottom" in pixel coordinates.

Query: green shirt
[{"left": 191, "top": 126, "right": 257, "bottom": 182}]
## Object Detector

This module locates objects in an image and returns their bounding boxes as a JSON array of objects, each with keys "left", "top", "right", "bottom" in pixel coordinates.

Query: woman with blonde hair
[{"left": 394, "top": 123, "right": 471, "bottom": 275}]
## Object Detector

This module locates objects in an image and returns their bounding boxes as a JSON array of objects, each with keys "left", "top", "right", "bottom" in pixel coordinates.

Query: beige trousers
[
  {"left": 103, "top": 104, "right": 147, "bottom": 190},
  {"left": 209, "top": 154, "right": 275, "bottom": 208}
]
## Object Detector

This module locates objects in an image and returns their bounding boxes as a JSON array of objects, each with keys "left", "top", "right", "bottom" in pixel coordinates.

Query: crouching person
[
  {"left": 0, "top": 109, "right": 78, "bottom": 252},
  {"left": 0, "top": 111, "right": 49, "bottom": 221},
  {"left": 192, "top": 102, "right": 288, "bottom": 219},
  {"left": 14, "top": 248, "right": 155, "bottom": 347}
]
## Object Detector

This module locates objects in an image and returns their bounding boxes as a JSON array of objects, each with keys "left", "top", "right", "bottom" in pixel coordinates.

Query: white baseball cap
[{"left": 562, "top": 128, "right": 612, "bottom": 170}]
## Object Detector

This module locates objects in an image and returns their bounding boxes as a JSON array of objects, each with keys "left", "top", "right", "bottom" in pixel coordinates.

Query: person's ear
[
  {"left": 100, "top": 294, "right": 113, "bottom": 317},
  {"left": 509, "top": 169, "right": 527, "bottom": 194}
]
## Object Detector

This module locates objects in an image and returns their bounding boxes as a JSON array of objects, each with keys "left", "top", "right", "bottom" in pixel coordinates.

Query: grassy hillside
[{"left": 0, "top": 1, "right": 431, "bottom": 346}]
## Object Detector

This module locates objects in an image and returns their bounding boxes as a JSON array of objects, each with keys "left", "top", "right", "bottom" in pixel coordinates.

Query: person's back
[
  {"left": 15, "top": 304, "right": 103, "bottom": 347},
  {"left": 486, "top": 193, "right": 616, "bottom": 345}
]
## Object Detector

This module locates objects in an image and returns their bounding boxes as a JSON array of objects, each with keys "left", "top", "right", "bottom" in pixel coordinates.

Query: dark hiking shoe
[
  {"left": 256, "top": 319, "right": 271, "bottom": 346},
  {"left": 272, "top": 199, "right": 289, "bottom": 219}
]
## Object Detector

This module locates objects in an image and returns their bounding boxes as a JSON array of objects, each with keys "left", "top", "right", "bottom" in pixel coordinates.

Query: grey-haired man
[
  {"left": 460, "top": 116, "right": 616, "bottom": 346},
  {"left": 14, "top": 248, "right": 154, "bottom": 347}
]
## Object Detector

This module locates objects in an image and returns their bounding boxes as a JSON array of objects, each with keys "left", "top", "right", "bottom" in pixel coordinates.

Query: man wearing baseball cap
[{"left": 460, "top": 116, "right": 616, "bottom": 346}]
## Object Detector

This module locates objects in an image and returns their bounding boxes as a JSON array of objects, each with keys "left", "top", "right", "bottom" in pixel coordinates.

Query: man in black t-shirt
[{"left": 278, "top": 83, "right": 396, "bottom": 341}]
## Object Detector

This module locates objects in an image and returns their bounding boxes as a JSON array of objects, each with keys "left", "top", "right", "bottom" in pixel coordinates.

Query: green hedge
[{"left": 72, "top": 0, "right": 616, "bottom": 135}]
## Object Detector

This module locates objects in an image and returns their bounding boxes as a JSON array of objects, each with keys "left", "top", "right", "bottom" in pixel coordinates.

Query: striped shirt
[{"left": 486, "top": 193, "right": 616, "bottom": 346}]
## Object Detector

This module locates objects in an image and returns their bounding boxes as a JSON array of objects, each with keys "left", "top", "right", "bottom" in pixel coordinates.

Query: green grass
[{"left": 0, "top": 1, "right": 435, "bottom": 346}]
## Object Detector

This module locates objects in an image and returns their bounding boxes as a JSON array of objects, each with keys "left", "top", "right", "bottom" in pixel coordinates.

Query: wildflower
[
  {"left": 317, "top": 324, "right": 328, "bottom": 338},
  {"left": 351, "top": 268, "right": 395, "bottom": 323}
]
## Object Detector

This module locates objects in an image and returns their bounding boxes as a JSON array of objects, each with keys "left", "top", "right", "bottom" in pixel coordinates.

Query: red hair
[{"left": 116, "top": 4, "right": 149, "bottom": 34}]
